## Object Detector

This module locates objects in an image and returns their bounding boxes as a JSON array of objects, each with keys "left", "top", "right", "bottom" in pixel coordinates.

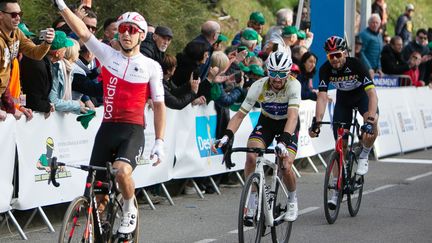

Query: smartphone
[
  {"left": 192, "top": 70, "right": 200, "bottom": 80},
  {"left": 39, "top": 30, "right": 48, "bottom": 40},
  {"left": 234, "top": 72, "right": 242, "bottom": 83},
  {"left": 81, "top": 0, "right": 92, "bottom": 8}
]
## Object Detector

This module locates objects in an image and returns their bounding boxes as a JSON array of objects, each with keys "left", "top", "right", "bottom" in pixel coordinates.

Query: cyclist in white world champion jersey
[{"left": 52, "top": 0, "right": 166, "bottom": 234}]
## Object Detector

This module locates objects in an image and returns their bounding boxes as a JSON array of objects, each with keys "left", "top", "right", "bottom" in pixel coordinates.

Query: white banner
[
  {"left": 14, "top": 110, "right": 102, "bottom": 210},
  {"left": 413, "top": 87, "right": 432, "bottom": 147},
  {"left": 374, "top": 88, "right": 403, "bottom": 157},
  {"left": 0, "top": 115, "right": 16, "bottom": 213}
]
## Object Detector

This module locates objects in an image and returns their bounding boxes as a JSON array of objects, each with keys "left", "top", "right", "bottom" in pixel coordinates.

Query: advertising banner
[{"left": 0, "top": 115, "right": 16, "bottom": 213}]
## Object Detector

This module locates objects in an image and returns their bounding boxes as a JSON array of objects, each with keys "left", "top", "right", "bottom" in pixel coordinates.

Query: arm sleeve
[
  {"left": 149, "top": 61, "right": 164, "bottom": 102},
  {"left": 395, "top": 16, "right": 406, "bottom": 36},
  {"left": 287, "top": 79, "right": 301, "bottom": 109},
  {"left": 83, "top": 35, "right": 113, "bottom": 66},
  {"left": 1, "top": 88, "right": 16, "bottom": 114},
  {"left": 359, "top": 34, "right": 372, "bottom": 70},
  {"left": 164, "top": 86, "right": 196, "bottom": 110},
  {"left": 318, "top": 65, "right": 330, "bottom": 92},
  {"left": 18, "top": 31, "right": 50, "bottom": 61},
  {"left": 356, "top": 60, "right": 375, "bottom": 91}
]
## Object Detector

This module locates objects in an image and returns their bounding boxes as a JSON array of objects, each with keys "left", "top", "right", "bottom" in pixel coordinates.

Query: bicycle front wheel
[
  {"left": 347, "top": 145, "right": 364, "bottom": 217},
  {"left": 238, "top": 173, "right": 265, "bottom": 243},
  {"left": 110, "top": 194, "right": 140, "bottom": 243},
  {"left": 271, "top": 177, "right": 293, "bottom": 243},
  {"left": 323, "top": 152, "right": 343, "bottom": 224},
  {"left": 59, "top": 196, "right": 94, "bottom": 243}
]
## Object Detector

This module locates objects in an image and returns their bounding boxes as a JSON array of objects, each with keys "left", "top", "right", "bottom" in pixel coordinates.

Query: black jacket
[
  {"left": 171, "top": 52, "right": 199, "bottom": 87},
  {"left": 381, "top": 44, "right": 410, "bottom": 75},
  {"left": 20, "top": 55, "right": 53, "bottom": 112},
  {"left": 139, "top": 33, "right": 165, "bottom": 66},
  {"left": 164, "top": 80, "right": 196, "bottom": 110}
]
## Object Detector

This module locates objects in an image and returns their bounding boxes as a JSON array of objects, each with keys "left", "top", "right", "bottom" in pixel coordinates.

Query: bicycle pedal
[{"left": 116, "top": 233, "right": 133, "bottom": 243}]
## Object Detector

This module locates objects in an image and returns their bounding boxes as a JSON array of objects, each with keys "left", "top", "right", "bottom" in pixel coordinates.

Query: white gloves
[
  {"left": 216, "top": 135, "right": 229, "bottom": 148},
  {"left": 52, "top": 0, "right": 67, "bottom": 11},
  {"left": 276, "top": 143, "right": 288, "bottom": 157},
  {"left": 150, "top": 139, "right": 165, "bottom": 164}
]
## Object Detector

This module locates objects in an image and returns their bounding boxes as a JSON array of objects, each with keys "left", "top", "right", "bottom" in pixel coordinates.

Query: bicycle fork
[{"left": 256, "top": 157, "right": 279, "bottom": 227}]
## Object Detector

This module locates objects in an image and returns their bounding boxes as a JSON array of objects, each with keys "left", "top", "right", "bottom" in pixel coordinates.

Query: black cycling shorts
[
  {"left": 333, "top": 93, "right": 379, "bottom": 139},
  {"left": 89, "top": 122, "right": 144, "bottom": 181},
  {"left": 248, "top": 114, "right": 299, "bottom": 150}
]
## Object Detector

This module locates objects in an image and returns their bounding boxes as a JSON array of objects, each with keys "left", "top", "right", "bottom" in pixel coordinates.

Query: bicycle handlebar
[
  {"left": 317, "top": 121, "right": 357, "bottom": 127},
  {"left": 48, "top": 157, "right": 117, "bottom": 187},
  {"left": 223, "top": 146, "right": 280, "bottom": 170}
]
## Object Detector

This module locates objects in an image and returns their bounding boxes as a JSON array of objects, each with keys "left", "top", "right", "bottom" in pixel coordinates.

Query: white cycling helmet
[
  {"left": 266, "top": 51, "right": 292, "bottom": 72},
  {"left": 117, "top": 12, "right": 148, "bottom": 33}
]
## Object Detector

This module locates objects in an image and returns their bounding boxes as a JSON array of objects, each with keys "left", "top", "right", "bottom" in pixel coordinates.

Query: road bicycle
[
  {"left": 224, "top": 147, "right": 293, "bottom": 243},
  {"left": 318, "top": 110, "right": 364, "bottom": 224},
  {"left": 48, "top": 157, "right": 139, "bottom": 243}
]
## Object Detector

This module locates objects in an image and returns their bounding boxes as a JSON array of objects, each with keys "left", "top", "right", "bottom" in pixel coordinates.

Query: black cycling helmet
[{"left": 324, "top": 36, "right": 347, "bottom": 53}]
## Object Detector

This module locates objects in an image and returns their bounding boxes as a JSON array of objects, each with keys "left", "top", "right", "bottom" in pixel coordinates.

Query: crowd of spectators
[{"left": 1, "top": 0, "right": 432, "bottom": 195}]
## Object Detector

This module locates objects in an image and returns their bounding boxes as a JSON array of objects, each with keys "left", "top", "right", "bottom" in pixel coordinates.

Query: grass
[{"left": 386, "top": 0, "right": 432, "bottom": 36}]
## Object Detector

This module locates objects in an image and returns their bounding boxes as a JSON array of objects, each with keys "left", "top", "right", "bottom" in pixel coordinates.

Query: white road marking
[
  {"left": 379, "top": 158, "right": 432, "bottom": 164},
  {"left": 362, "top": 184, "right": 397, "bottom": 195},
  {"left": 406, "top": 171, "right": 432, "bottom": 181},
  {"left": 194, "top": 239, "right": 217, "bottom": 243}
]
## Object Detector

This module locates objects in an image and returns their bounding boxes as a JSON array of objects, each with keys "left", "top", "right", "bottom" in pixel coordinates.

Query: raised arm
[{"left": 52, "top": 0, "right": 92, "bottom": 42}]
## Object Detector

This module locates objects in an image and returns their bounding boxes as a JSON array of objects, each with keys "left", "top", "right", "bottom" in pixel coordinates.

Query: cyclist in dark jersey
[
  {"left": 309, "top": 36, "right": 378, "bottom": 177},
  {"left": 53, "top": 0, "right": 166, "bottom": 234},
  {"left": 213, "top": 51, "right": 301, "bottom": 222},
  {"left": 309, "top": 36, "right": 379, "bottom": 209}
]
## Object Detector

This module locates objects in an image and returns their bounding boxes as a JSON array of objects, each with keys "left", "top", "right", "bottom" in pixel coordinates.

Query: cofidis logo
[{"left": 196, "top": 115, "right": 220, "bottom": 157}]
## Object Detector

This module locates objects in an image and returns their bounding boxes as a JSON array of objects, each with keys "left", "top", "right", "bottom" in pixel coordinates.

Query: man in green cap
[
  {"left": 240, "top": 28, "right": 259, "bottom": 53},
  {"left": 232, "top": 11, "right": 266, "bottom": 54},
  {"left": 264, "top": 25, "right": 298, "bottom": 55},
  {"left": 213, "top": 33, "right": 228, "bottom": 51}
]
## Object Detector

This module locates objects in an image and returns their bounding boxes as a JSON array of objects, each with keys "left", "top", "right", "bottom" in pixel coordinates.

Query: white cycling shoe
[
  {"left": 118, "top": 211, "right": 137, "bottom": 234},
  {"left": 327, "top": 192, "right": 339, "bottom": 210},
  {"left": 284, "top": 202, "right": 298, "bottom": 222},
  {"left": 356, "top": 157, "right": 369, "bottom": 175}
]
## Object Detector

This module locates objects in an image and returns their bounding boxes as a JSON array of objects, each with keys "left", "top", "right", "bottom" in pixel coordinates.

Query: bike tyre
[
  {"left": 347, "top": 144, "right": 364, "bottom": 217},
  {"left": 59, "top": 196, "right": 94, "bottom": 243},
  {"left": 323, "top": 152, "right": 343, "bottom": 224},
  {"left": 270, "top": 176, "right": 293, "bottom": 243}
]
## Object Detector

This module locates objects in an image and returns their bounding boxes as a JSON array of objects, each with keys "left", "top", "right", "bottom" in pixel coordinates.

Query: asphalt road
[{"left": 1, "top": 150, "right": 432, "bottom": 243}]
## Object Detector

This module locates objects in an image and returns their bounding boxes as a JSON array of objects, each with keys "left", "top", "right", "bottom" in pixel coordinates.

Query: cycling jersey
[
  {"left": 84, "top": 35, "right": 164, "bottom": 126},
  {"left": 239, "top": 76, "right": 301, "bottom": 120},
  {"left": 318, "top": 57, "right": 375, "bottom": 100}
]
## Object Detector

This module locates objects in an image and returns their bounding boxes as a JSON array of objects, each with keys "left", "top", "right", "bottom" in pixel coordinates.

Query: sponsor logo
[
  {"left": 104, "top": 76, "right": 118, "bottom": 119},
  {"left": 195, "top": 116, "right": 219, "bottom": 158},
  {"left": 35, "top": 137, "right": 71, "bottom": 182}
]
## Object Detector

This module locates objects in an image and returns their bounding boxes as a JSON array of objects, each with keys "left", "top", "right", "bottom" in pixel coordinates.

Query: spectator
[
  {"left": 172, "top": 41, "right": 209, "bottom": 87},
  {"left": 161, "top": 54, "right": 199, "bottom": 110},
  {"left": 140, "top": 26, "right": 173, "bottom": 65},
  {"left": 383, "top": 33, "right": 391, "bottom": 45},
  {"left": 297, "top": 52, "right": 318, "bottom": 100},
  {"left": 213, "top": 33, "right": 228, "bottom": 52},
  {"left": 192, "top": 20, "right": 221, "bottom": 81},
  {"left": 402, "top": 28, "right": 430, "bottom": 61},
  {"left": 295, "top": 30, "right": 313, "bottom": 49},
  {"left": 395, "top": 3, "right": 415, "bottom": 46},
  {"left": 292, "top": 45, "right": 308, "bottom": 65},
  {"left": 265, "top": 25, "right": 299, "bottom": 56},
  {"left": 381, "top": 36, "right": 410, "bottom": 75},
  {"left": 0, "top": 0, "right": 54, "bottom": 121},
  {"left": 264, "top": 8, "right": 293, "bottom": 48},
  {"left": 293, "top": 4, "right": 310, "bottom": 31},
  {"left": 238, "top": 28, "right": 259, "bottom": 52},
  {"left": 102, "top": 17, "right": 117, "bottom": 44},
  {"left": 403, "top": 51, "right": 424, "bottom": 86},
  {"left": 354, "top": 35, "right": 365, "bottom": 60},
  {"left": 232, "top": 11, "right": 265, "bottom": 54},
  {"left": 371, "top": 0, "right": 388, "bottom": 34},
  {"left": 359, "top": 13, "right": 383, "bottom": 78},
  {"left": 48, "top": 31, "right": 86, "bottom": 114}
]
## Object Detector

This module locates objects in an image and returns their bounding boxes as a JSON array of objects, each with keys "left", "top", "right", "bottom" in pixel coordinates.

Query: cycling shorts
[
  {"left": 333, "top": 93, "right": 379, "bottom": 139},
  {"left": 248, "top": 114, "right": 299, "bottom": 152},
  {"left": 89, "top": 122, "right": 144, "bottom": 181}
]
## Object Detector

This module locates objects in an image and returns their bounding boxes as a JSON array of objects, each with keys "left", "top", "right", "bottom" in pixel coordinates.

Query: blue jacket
[
  {"left": 49, "top": 61, "right": 81, "bottom": 114},
  {"left": 359, "top": 28, "right": 383, "bottom": 71},
  {"left": 297, "top": 74, "right": 317, "bottom": 101}
]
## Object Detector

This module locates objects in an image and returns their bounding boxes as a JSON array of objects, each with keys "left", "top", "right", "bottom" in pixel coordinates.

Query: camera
[
  {"left": 234, "top": 72, "right": 243, "bottom": 83},
  {"left": 39, "top": 30, "right": 48, "bottom": 41}
]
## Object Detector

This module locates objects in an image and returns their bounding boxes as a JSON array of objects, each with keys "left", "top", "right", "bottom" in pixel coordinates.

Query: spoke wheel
[
  {"left": 323, "top": 152, "right": 343, "bottom": 224},
  {"left": 238, "top": 173, "right": 265, "bottom": 243},
  {"left": 59, "top": 196, "right": 94, "bottom": 243},
  {"left": 271, "top": 176, "right": 293, "bottom": 243},
  {"left": 347, "top": 145, "right": 364, "bottom": 217}
]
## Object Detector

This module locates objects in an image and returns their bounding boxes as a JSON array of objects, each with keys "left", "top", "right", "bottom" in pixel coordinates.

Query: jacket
[
  {"left": 49, "top": 61, "right": 81, "bottom": 114},
  {"left": 140, "top": 33, "right": 165, "bottom": 66},
  {"left": 381, "top": 44, "right": 410, "bottom": 75},
  {"left": 359, "top": 28, "right": 383, "bottom": 71}
]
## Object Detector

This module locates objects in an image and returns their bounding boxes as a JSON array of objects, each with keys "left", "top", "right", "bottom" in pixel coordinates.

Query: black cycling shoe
[
  {"left": 243, "top": 216, "right": 254, "bottom": 227},
  {"left": 327, "top": 200, "right": 337, "bottom": 210}
]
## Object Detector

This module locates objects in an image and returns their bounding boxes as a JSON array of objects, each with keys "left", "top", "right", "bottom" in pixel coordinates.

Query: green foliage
[
  {"left": 257, "top": 0, "right": 297, "bottom": 13},
  {"left": 386, "top": 0, "right": 431, "bottom": 36}
]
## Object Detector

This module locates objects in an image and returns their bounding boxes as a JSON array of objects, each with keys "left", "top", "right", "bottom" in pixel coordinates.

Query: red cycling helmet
[{"left": 324, "top": 36, "right": 347, "bottom": 53}]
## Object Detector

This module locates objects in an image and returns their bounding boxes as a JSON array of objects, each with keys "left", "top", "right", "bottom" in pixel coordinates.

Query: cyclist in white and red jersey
[
  {"left": 53, "top": 0, "right": 166, "bottom": 234},
  {"left": 212, "top": 51, "right": 301, "bottom": 223}
]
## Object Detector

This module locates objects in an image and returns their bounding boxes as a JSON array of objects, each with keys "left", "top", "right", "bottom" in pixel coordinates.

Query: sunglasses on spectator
[
  {"left": 268, "top": 70, "right": 289, "bottom": 79},
  {"left": 1, "top": 10, "right": 23, "bottom": 18},
  {"left": 86, "top": 25, "right": 97, "bottom": 32},
  {"left": 118, "top": 24, "right": 142, "bottom": 35},
  {"left": 418, "top": 36, "right": 428, "bottom": 40},
  {"left": 327, "top": 51, "right": 344, "bottom": 60}
]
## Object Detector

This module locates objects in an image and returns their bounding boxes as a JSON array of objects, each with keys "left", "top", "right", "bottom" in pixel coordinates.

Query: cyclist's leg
[
  {"left": 357, "top": 95, "right": 379, "bottom": 175},
  {"left": 113, "top": 124, "right": 143, "bottom": 234}
]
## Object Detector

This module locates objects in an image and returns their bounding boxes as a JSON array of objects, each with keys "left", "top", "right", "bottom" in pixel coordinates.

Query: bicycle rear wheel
[
  {"left": 347, "top": 145, "right": 364, "bottom": 217},
  {"left": 323, "top": 152, "right": 343, "bottom": 224},
  {"left": 271, "top": 177, "right": 293, "bottom": 243},
  {"left": 59, "top": 196, "right": 94, "bottom": 243},
  {"left": 238, "top": 173, "right": 265, "bottom": 243},
  {"left": 110, "top": 194, "right": 140, "bottom": 243}
]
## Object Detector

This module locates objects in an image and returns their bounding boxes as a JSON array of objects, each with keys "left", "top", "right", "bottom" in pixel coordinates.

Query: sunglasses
[
  {"left": 86, "top": 25, "right": 97, "bottom": 32},
  {"left": 327, "top": 52, "right": 344, "bottom": 60},
  {"left": 268, "top": 70, "right": 289, "bottom": 79},
  {"left": 1, "top": 10, "right": 23, "bottom": 18},
  {"left": 118, "top": 24, "right": 142, "bottom": 35}
]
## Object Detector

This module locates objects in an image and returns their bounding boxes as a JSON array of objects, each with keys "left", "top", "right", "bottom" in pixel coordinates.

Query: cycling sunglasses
[
  {"left": 327, "top": 51, "right": 344, "bottom": 60},
  {"left": 118, "top": 24, "right": 142, "bottom": 35},
  {"left": 1, "top": 10, "right": 23, "bottom": 18},
  {"left": 268, "top": 70, "right": 289, "bottom": 79}
]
